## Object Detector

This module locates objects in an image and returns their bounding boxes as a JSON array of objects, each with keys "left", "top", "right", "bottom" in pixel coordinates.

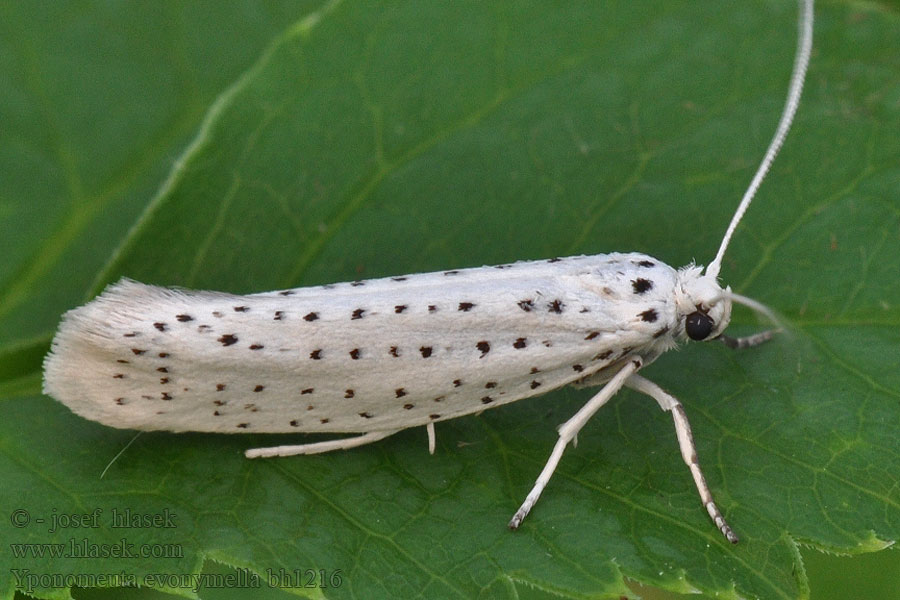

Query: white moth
[{"left": 43, "top": 0, "right": 814, "bottom": 544}]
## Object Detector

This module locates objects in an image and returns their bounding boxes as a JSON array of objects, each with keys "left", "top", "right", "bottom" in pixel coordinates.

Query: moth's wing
[{"left": 43, "top": 254, "right": 679, "bottom": 434}]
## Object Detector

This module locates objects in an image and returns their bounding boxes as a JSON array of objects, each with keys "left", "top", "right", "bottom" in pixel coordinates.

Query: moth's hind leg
[
  {"left": 625, "top": 374, "right": 738, "bottom": 544},
  {"left": 427, "top": 422, "right": 436, "bottom": 455},
  {"left": 245, "top": 429, "right": 402, "bottom": 459}
]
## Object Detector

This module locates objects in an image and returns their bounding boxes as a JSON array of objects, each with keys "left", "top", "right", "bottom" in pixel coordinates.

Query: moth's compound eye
[{"left": 685, "top": 311, "right": 714, "bottom": 341}]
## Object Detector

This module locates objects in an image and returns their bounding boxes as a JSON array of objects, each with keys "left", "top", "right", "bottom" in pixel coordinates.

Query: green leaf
[{"left": 2, "top": 1, "right": 898, "bottom": 599}]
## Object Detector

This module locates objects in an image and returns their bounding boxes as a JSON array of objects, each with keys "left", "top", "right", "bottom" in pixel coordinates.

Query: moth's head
[{"left": 674, "top": 265, "right": 732, "bottom": 342}]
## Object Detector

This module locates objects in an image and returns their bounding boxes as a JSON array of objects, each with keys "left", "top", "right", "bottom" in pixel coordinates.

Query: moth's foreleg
[
  {"left": 719, "top": 329, "right": 779, "bottom": 350},
  {"left": 508, "top": 359, "right": 642, "bottom": 529},
  {"left": 245, "top": 429, "right": 402, "bottom": 459},
  {"left": 625, "top": 374, "right": 739, "bottom": 543}
]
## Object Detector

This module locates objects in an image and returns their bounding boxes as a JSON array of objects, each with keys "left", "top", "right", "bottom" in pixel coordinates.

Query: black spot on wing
[
  {"left": 639, "top": 309, "right": 658, "bottom": 322},
  {"left": 632, "top": 278, "right": 653, "bottom": 294},
  {"left": 218, "top": 334, "right": 238, "bottom": 346}
]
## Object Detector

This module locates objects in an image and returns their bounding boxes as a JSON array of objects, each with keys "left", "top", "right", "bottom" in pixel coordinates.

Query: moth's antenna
[
  {"left": 726, "top": 291, "right": 784, "bottom": 330},
  {"left": 706, "top": 0, "right": 813, "bottom": 280}
]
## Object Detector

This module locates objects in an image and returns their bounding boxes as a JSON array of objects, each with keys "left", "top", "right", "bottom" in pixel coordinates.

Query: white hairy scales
[{"left": 44, "top": 252, "right": 709, "bottom": 434}]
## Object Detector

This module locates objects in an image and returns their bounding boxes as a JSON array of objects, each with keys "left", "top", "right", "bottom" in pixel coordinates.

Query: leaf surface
[{"left": 2, "top": 1, "right": 898, "bottom": 599}]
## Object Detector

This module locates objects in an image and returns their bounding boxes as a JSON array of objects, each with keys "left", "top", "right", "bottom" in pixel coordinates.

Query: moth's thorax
[{"left": 674, "top": 265, "right": 732, "bottom": 341}]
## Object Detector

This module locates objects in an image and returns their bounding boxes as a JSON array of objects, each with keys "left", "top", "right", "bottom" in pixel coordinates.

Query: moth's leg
[
  {"left": 245, "top": 429, "right": 401, "bottom": 459},
  {"left": 569, "top": 369, "right": 613, "bottom": 389},
  {"left": 719, "top": 329, "right": 778, "bottom": 350},
  {"left": 625, "top": 374, "right": 739, "bottom": 544},
  {"left": 427, "top": 422, "right": 436, "bottom": 455},
  {"left": 508, "top": 359, "right": 641, "bottom": 529}
]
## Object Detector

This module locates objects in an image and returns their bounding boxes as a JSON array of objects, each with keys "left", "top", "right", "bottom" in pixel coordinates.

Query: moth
[{"left": 43, "top": 0, "right": 813, "bottom": 543}]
